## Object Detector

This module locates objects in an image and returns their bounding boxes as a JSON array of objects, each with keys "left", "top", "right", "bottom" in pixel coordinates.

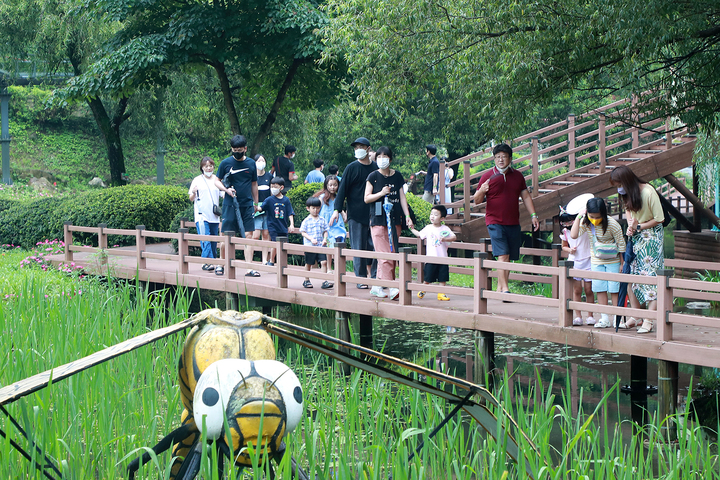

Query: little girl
[
  {"left": 570, "top": 198, "right": 626, "bottom": 329},
  {"left": 314, "top": 175, "right": 347, "bottom": 273},
  {"left": 559, "top": 210, "right": 594, "bottom": 326}
]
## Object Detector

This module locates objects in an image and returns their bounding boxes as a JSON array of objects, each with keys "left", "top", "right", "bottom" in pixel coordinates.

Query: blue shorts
[
  {"left": 487, "top": 224, "right": 521, "bottom": 261},
  {"left": 221, "top": 203, "right": 255, "bottom": 236},
  {"left": 591, "top": 262, "right": 621, "bottom": 293},
  {"left": 254, "top": 212, "right": 268, "bottom": 231}
]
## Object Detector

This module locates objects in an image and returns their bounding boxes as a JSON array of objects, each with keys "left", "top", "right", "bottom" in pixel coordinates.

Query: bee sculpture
[{"left": 128, "top": 309, "right": 306, "bottom": 480}]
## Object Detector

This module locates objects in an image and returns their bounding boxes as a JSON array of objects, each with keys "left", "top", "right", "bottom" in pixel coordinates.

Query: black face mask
[{"left": 232, "top": 151, "right": 245, "bottom": 160}]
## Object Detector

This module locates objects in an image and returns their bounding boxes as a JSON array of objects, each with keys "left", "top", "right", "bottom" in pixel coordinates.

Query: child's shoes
[
  {"left": 437, "top": 293, "right": 450, "bottom": 301},
  {"left": 573, "top": 317, "right": 583, "bottom": 326},
  {"left": 417, "top": 291, "right": 426, "bottom": 299}
]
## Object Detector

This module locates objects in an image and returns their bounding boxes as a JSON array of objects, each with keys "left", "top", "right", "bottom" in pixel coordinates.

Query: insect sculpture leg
[
  {"left": 127, "top": 422, "right": 195, "bottom": 480},
  {"left": 173, "top": 440, "right": 203, "bottom": 480}
]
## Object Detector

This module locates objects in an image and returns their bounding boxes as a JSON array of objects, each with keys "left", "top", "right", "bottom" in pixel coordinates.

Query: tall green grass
[{"left": 1, "top": 250, "right": 719, "bottom": 479}]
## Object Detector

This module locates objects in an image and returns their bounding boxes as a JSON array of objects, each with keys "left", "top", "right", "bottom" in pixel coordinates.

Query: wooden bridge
[{"left": 56, "top": 223, "right": 720, "bottom": 371}]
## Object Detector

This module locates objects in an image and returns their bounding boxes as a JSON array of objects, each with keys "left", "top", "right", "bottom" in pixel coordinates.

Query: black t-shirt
[
  {"left": 273, "top": 156, "right": 296, "bottom": 190},
  {"left": 216, "top": 156, "right": 257, "bottom": 207},
  {"left": 335, "top": 160, "right": 379, "bottom": 224},
  {"left": 366, "top": 170, "right": 406, "bottom": 227},
  {"left": 257, "top": 171, "right": 274, "bottom": 202},
  {"left": 424, "top": 156, "right": 440, "bottom": 191}
]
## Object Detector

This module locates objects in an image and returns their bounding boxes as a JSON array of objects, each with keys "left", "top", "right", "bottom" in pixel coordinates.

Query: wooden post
[
  {"left": 136, "top": 225, "right": 146, "bottom": 270},
  {"left": 416, "top": 234, "right": 426, "bottom": 284},
  {"left": 567, "top": 114, "right": 576, "bottom": 171},
  {"left": 550, "top": 244, "right": 561, "bottom": 299},
  {"left": 473, "top": 330, "right": 495, "bottom": 389},
  {"left": 473, "top": 252, "right": 488, "bottom": 315},
  {"left": 276, "top": 236, "right": 288, "bottom": 288},
  {"left": 224, "top": 231, "right": 235, "bottom": 280},
  {"left": 334, "top": 241, "right": 347, "bottom": 297},
  {"left": 656, "top": 268, "right": 674, "bottom": 342},
  {"left": 335, "top": 310, "right": 351, "bottom": 375},
  {"left": 630, "top": 355, "right": 648, "bottom": 429},
  {"left": 178, "top": 228, "right": 189, "bottom": 275},
  {"left": 359, "top": 314, "right": 373, "bottom": 350},
  {"left": 631, "top": 95, "right": 639, "bottom": 149},
  {"left": 558, "top": 260, "right": 574, "bottom": 327},
  {"left": 531, "top": 136, "right": 539, "bottom": 198},
  {"left": 598, "top": 115, "right": 606, "bottom": 174},
  {"left": 693, "top": 165, "right": 701, "bottom": 229},
  {"left": 398, "top": 247, "right": 412, "bottom": 305},
  {"left": 658, "top": 360, "right": 678, "bottom": 441},
  {"left": 438, "top": 159, "right": 446, "bottom": 204},
  {"left": 97, "top": 223, "right": 108, "bottom": 265},
  {"left": 63, "top": 221, "right": 73, "bottom": 262},
  {"left": 665, "top": 118, "right": 672, "bottom": 150},
  {"left": 463, "top": 160, "right": 471, "bottom": 222}
]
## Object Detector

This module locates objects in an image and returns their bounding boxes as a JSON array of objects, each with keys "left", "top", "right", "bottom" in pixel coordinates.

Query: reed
[{"left": 1, "top": 250, "right": 718, "bottom": 479}]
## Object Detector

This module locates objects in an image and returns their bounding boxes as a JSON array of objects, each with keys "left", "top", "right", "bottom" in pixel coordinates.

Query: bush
[
  {"left": 285, "top": 183, "right": 323, "bottom": 243},
  {"left": 403, "top": 192, "right": 432, "bottom": 237},
  {"left": 0, "top": 185, "right": 190, "bottom": 248}
]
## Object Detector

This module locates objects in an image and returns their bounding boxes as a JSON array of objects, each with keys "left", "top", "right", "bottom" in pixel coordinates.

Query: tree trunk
[
  {"left": 67, "top": 39, "right": 128, "bottom": 186},
  {"left": 212, "top": 61, "right": 241, "bottom": 135},
  {"left": 250, "top": 58, "right": 305, "bottom": 156}
]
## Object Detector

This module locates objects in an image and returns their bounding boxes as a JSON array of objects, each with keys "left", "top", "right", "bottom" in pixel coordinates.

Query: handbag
[{"left": 590, "top": 224, "right": 619, "bottom": 259}]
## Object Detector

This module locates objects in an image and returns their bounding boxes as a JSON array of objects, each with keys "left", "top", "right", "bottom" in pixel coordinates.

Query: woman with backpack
[{"left": 610, "top": 166, "right": 666, "bottom": 334}]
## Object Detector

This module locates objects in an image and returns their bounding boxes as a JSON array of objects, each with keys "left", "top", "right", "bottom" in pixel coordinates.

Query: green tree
[{"left": 325, "top": 0, "right": 720, "bottom": 136}]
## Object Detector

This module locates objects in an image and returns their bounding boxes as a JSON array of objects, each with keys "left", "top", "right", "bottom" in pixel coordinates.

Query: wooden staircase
[{"left": 434, "top": 96, "right": 697, "bottom": 241}]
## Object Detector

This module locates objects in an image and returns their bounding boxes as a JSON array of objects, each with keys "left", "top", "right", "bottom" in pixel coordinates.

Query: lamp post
[{"left": 0, "top": 79, "right": 11, "bottom": 185}]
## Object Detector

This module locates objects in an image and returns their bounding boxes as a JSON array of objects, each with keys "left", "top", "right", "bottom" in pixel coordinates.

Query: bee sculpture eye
[
  {"left": 193, "top": 359, "right": 252, "bottom": 439},
  {"left": 252, "top": 360, "right": 304, "bottom": 432}
]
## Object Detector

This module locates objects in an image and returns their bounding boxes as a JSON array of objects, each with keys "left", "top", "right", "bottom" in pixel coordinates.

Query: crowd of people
[{"left": 188, "top": 135, "right": 666, "bottom": 321}]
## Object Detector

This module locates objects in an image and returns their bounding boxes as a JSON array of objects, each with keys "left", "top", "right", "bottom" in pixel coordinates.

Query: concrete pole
[
  {"left": 1, "top": 81, "right": 11, "bottom": 185},
  {"left": 658, "top": 360, "right": 678, "bottom": 441}
]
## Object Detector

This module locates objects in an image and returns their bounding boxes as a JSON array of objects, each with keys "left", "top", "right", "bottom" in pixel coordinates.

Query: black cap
[{"left": 350, "top": 137, "right": 370, "bottom": 147}]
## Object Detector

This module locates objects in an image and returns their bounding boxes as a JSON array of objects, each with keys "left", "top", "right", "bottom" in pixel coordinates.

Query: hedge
[{"left": 0, "top": 185, "right": 190, "bottom": 248}]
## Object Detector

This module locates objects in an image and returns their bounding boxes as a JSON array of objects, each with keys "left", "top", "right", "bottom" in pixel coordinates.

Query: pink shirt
[{"left": 418, "top": 224, "right": 452, "bottom": 257}]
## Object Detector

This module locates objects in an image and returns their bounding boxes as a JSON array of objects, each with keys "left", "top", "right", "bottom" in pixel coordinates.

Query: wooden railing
[
  {"left": 63, "top": 222, "right": 720, "bottom": 349},
  {"left": 438, "top": 95, "right": 689, "bottom": 223}
]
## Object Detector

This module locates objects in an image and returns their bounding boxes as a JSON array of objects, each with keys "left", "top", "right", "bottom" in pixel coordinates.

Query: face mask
[
  {"left": 617, "top": 186, "right": 626, "bottom": 195},
  {"left": 203, "top": 170, "right": 213, "bottom": 178},
  {"left": 256, "top": 161, "right": 266, "bottom": 171},
  {"left": 377, "top": 157, "right": 390, "bottom": 169},
  {"left": 589, "top": 217, "right": 603, "bottom": 226},
  {"left": 354, "top": 149, "right": 367, "bottom": 159},
  {"left": 232, "top": 151, "right": 245, "bottom": 160},
  {"left": 496, "top": 164, "right": 510, "bottom": 174},
  {"left": 271, "top": 187, "right": 281, "bottom": 196}
]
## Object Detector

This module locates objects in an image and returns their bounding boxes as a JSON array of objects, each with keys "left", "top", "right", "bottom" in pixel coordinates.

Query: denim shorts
[
  {"left": 487, "top": 224, "right": 521, "bottom": 261},
  {"left": 254, "top": 213, "right": 268, "bottom": 231},
  {"left": 591, "top": 262, "right": 621, "bottom": 293}
]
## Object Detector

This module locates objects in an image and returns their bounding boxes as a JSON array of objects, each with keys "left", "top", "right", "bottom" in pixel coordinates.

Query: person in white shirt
[{"left": 188, "top": 157, "right": 222, "bottom": 271}]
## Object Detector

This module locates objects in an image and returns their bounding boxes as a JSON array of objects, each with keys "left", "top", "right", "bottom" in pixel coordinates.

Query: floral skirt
[{"left": 631, "top": 224, "right": 664, "bottom": 304}]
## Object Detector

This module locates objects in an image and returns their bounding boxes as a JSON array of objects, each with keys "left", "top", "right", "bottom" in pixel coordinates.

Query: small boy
[
  {"left": 410, "top": 205, "right": 456, "bottom": 301},
  {"left": 257, "top": 177, "right": 294, "bottom": 265},
  {"left": 300, "top": 197, "right": 332, "bottom": 289}
]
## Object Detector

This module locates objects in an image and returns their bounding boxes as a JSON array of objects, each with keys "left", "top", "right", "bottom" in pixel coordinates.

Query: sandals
[
  {"left": 637, "top": 319, "right": 654, "bottom": 334},
  {"left": 417, "top": 291, "right": 426, "bottom": 299},
  {"left": 303, "top": 280, "right": 313, "bottom": 288},
  {"left": 202, "top": 264, "right": 215, "bottom": 271},
  {"left": 321, "top": 281, "right": 333, "bottom": 290},
  {"left": 215, "top": 266, "right": 224, "bottom": 276},
  {"left": 245, "top": 270, "right": 261, "bottom": 277},
  {"left": 618, "top": 317, "right": 638, "bottom": 329}
]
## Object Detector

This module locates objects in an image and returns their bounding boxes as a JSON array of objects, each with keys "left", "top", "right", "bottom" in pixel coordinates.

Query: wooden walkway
[{"left": 53, "top": 224, "right": 720, "bottom": 370}]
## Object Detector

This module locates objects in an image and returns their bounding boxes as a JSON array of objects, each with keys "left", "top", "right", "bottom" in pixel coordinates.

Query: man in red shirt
[{"left": 473, "top": 144, "right": 540, "bottom": 297}]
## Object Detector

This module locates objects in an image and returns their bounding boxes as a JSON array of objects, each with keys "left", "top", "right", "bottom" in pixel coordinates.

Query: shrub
[
  {"left": 0, "top": 185, "right": 190, "bottom": 248},
  {"left": 403, "top": 192, "right": 432, "bottom": 237},
  {"left": 285, "top": 182, "right": 323, "bottom": 243}
]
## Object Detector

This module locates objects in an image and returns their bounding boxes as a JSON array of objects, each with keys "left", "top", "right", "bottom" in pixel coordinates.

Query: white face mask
[
  {"left": 376, "top": 156, "right": 390, "bottom": 169},
  {"left": 496, "top": 164, "right": 510, "bottom": 174},
  {"left": 203, "top": 170, "right": 213, "bottom": 178},
  {"left": 271, "top": 187, "right": 281, "bottom": 196},
  {"left": 617, "top": 186, "right": 626, "bottom": 195},
  {"left": 256, "top": 161, "right": 266, "bottom": 171},
  {"left": 354, "top": 149, "right": 367, "bottom": 159}
]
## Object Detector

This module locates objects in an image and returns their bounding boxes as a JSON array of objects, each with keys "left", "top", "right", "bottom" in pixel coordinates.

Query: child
[
  {"left": 410, "top": 205, "right": 456, "bottom": 301},
  {"left": 559, "top": 209, "right": 595, "bottom": 325},
  {"left": 314, "top": 175, "right": 347, "bottom": 273},
  {"left": 570, "top": 198, "right": 626, "bottom": 329},
  {"left": 300, "top": 197, "right": 332, "bottom": 289},
  {"left": 257, "top": 177, "right": 295, "bottom": 265}
]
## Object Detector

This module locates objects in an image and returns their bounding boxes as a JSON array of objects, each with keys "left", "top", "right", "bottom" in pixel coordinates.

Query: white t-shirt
[
  {"left": 189, "top": 174, "right": 221, "bottom": 224},
  {"left": 560, "top": 228, "right": 591, "bottom": 261},
  {"left": 418, "top": 224, "right": 452, "bottom": 257}
]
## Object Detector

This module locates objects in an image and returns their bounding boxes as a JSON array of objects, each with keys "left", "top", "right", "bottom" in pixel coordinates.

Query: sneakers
[
  {"left": 437, "top": 293, "right": 450, "bottom": 301},
  {"left": 594, "top": 314, "right": 613, "bottom": 328},
  {"left": 388, "top": 288, "right": 400, "bottom": 300},
  {"left": 417, "top": 291, "right": 426, "bottom": 299},
  {"left": 585, "top": 316, "right": 596, "bottom": 326},
  {"left": 370, "top": 286, "right": 387, "bottom": 298},
  {"left": 573, "top": 317, "right": 583, "bottom": 326}
]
